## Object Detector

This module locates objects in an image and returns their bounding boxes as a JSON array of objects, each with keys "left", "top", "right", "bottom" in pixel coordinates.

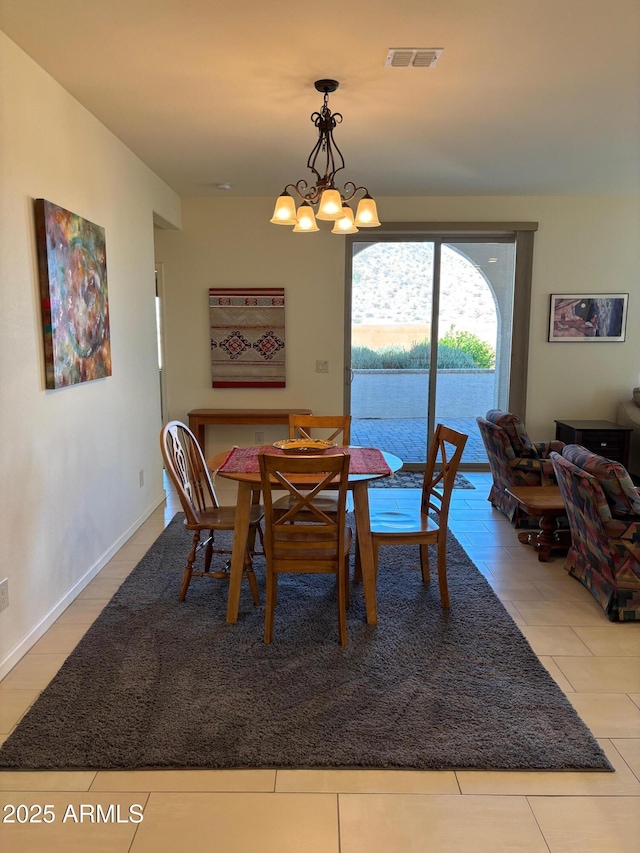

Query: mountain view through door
[{"left": 348, "top": 239, "right": 516, "bottom": 468}]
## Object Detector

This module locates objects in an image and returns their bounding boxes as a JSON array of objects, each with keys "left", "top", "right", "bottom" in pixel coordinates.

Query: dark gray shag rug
[
  {"left": 370, "top": 471, "right": 475, "bottom": 489},
  {"left": 0, "top": 514, "right": 611, "bottom": 772}
]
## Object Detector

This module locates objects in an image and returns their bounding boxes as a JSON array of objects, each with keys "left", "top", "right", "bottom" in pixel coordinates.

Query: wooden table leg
[
  {"left": 188, "top": 417, "right": 207, "bottom": 454},
  {"left": 352, "top": 481, "right": 378, "bottom": 625},
  {"left": 226, "top": 480, "right": 252, "bottom": 623},
  {"left": 246, "top": 485, "right": 261, "bottom": 553},
  {"left": 516, "top": 513, "right": 569, "bottom": 562}
]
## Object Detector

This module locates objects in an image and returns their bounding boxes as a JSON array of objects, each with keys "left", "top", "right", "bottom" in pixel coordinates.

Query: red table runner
[{"left": 217, "top": 445, "right": 392, "bottom": 476}]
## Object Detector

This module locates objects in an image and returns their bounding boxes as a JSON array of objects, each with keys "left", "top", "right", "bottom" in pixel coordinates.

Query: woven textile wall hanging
[{"left": 209, "top": 287, "right": 286, "bottom": 388}]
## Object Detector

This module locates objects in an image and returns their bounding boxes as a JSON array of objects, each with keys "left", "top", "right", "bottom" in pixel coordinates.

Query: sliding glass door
[
  {"left": 349, "top": 240, "right": 434, "bottom": 462},
  {"left": 345, "top": 226, "right": 533, "bottom": 468}
]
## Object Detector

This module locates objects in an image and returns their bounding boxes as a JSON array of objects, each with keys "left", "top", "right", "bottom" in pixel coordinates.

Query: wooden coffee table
[{"left": 505, "top": 486, "right": 570, "bottom": 562}]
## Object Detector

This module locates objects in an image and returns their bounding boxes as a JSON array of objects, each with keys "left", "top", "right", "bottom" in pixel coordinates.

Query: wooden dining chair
[
  {"left": 288, "top": 413, "right": 351, "bottom": 445},
  {"left": 160, "top": 421, "right": 263, "bottom": 605},
  {"left": 356, "top": 424, "right": 468, "bottom": 609},
  {"left": 259, "top": 451, "right": 352, "bottom": 646},
  {"left": 273, "top": 414, "right": 352, "bottom": 521}
]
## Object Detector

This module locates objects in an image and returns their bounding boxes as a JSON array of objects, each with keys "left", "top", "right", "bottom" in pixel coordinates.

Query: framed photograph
[
  {"left": 35, "top": 199, "right": 111, "bottom": 389},
  {"left": 548, "top": 293, "right": 628, "bottom": 342}
]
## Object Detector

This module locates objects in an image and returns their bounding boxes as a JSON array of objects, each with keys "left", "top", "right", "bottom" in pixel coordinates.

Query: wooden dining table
[{"left": 208, "top": 445, "right": 403, "bottom": 625}]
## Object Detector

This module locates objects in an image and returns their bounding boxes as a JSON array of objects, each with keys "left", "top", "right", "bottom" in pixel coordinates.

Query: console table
[
  {"left": 554, "top": 419, "right": 632, "bottom": 468},
  {"left": 188, "top": 408, "right": 312, "bottom": 453}
]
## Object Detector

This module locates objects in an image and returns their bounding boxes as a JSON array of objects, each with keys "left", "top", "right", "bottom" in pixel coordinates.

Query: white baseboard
[{"left": 0, "top": 492, "right": 167, "bottom": 681}]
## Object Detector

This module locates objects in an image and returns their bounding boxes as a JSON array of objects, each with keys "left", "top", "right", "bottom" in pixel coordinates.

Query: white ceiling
[{"left": 1, "top": 0, "right": 639, "bottom": 198}]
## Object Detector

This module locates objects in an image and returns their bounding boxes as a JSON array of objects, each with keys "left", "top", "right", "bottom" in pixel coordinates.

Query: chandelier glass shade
[
  {"left": 270, "top": 80, "right": 380, "bottom": 234},
  {"left": 331, "top": 203, "right": 358, "bottom": 234},
  {"left": 292, "top": 202, "right": 319, "bottom": 232}
]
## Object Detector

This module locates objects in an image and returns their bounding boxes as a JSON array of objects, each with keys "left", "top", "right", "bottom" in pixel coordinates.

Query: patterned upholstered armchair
[
  {"left": 476, "top": 409, "right": 565, "bottom": 525},
  {"left": 550, "top": 445, "right": 640, "bottom": 622}
]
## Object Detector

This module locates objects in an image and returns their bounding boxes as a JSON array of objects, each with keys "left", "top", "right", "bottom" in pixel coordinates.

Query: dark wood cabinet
[{"left": 554, "top": 419, "right": 632, "bottom": 468}]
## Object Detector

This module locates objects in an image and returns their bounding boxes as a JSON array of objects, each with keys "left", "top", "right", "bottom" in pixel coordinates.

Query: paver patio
[{"left": 351, "top": 417, "right": 488, "bottom": 466}]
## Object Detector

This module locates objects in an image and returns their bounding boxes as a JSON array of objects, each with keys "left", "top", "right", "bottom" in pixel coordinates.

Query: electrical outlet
[
  {"left": 255, "top": 432, "right": 264, "bottom": 444},
  {"left": 0, "top": 578, "right": 8, "bottom": 613},
  {"left": 139, "top": 469, "right": 144, "bottom": 488},
  {"left": 316, "top": 360, "right": 329, "bottom": 373}
]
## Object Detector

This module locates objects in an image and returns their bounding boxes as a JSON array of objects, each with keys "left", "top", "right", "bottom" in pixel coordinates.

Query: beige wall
[
  {"left": 0, "top": 33, "right": 181, "bottom": 676},
  {"left": 155, "top": 197, "right": 349, "bottom": 456},
  {"left": 155, "top": 194, "right": 640, "bottom": 453}
]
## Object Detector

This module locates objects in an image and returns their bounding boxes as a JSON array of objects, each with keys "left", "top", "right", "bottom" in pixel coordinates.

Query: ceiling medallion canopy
[{"left": 270, "top": 80, "right": 381, "bottom": 235}]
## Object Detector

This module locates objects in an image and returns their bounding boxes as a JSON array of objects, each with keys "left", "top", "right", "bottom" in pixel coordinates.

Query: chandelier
[{"left": 270, "top": 80, "right": 381, "bottom": 234}]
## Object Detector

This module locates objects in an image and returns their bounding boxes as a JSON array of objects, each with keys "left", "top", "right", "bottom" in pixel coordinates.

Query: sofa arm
[
  {"left": 510, "top": 457, "right": 558, "bottom": 487},
  {"left": 535, "top": 440, "right": 566, "bottom": 458},
  {"left": 605, "top": 518, "right": 640, "bottom": 566},
  {"left": 604, "top": 517, "right": 640, "bottom": 540}
]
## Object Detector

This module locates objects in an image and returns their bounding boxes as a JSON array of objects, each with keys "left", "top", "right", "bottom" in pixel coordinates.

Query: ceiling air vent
[{"left": 385, "top": 48, "right": 443, "bottom": 68}]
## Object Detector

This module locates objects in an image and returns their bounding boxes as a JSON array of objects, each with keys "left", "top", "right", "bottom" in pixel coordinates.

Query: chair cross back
[
  {"left": 362, "top": 423, "right": 468, "bottom": 611},
  {"left": 259, "top": 451, "right": 353, "bottom": 645},
  {"left": 289, "top": 414, "right": 351, "bottom": 445},
  {"left": 422, "top": 429, "right": 460, "bottom": 520},
  {"left": 270, "top": 468, "right": 343, "bottom": 526}
]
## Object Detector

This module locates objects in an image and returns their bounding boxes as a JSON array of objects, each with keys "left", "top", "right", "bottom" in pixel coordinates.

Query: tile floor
[{"left": 1, "top": 471, "right": 639, "bottom": 851}]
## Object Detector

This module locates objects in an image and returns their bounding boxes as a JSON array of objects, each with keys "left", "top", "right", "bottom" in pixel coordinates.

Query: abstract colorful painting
[
  {"left": 209, "top": 287, "right": 285, "bottom": 387},
  {"left": 35, "top": 199, "right": 111, "bottom": 389}
]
